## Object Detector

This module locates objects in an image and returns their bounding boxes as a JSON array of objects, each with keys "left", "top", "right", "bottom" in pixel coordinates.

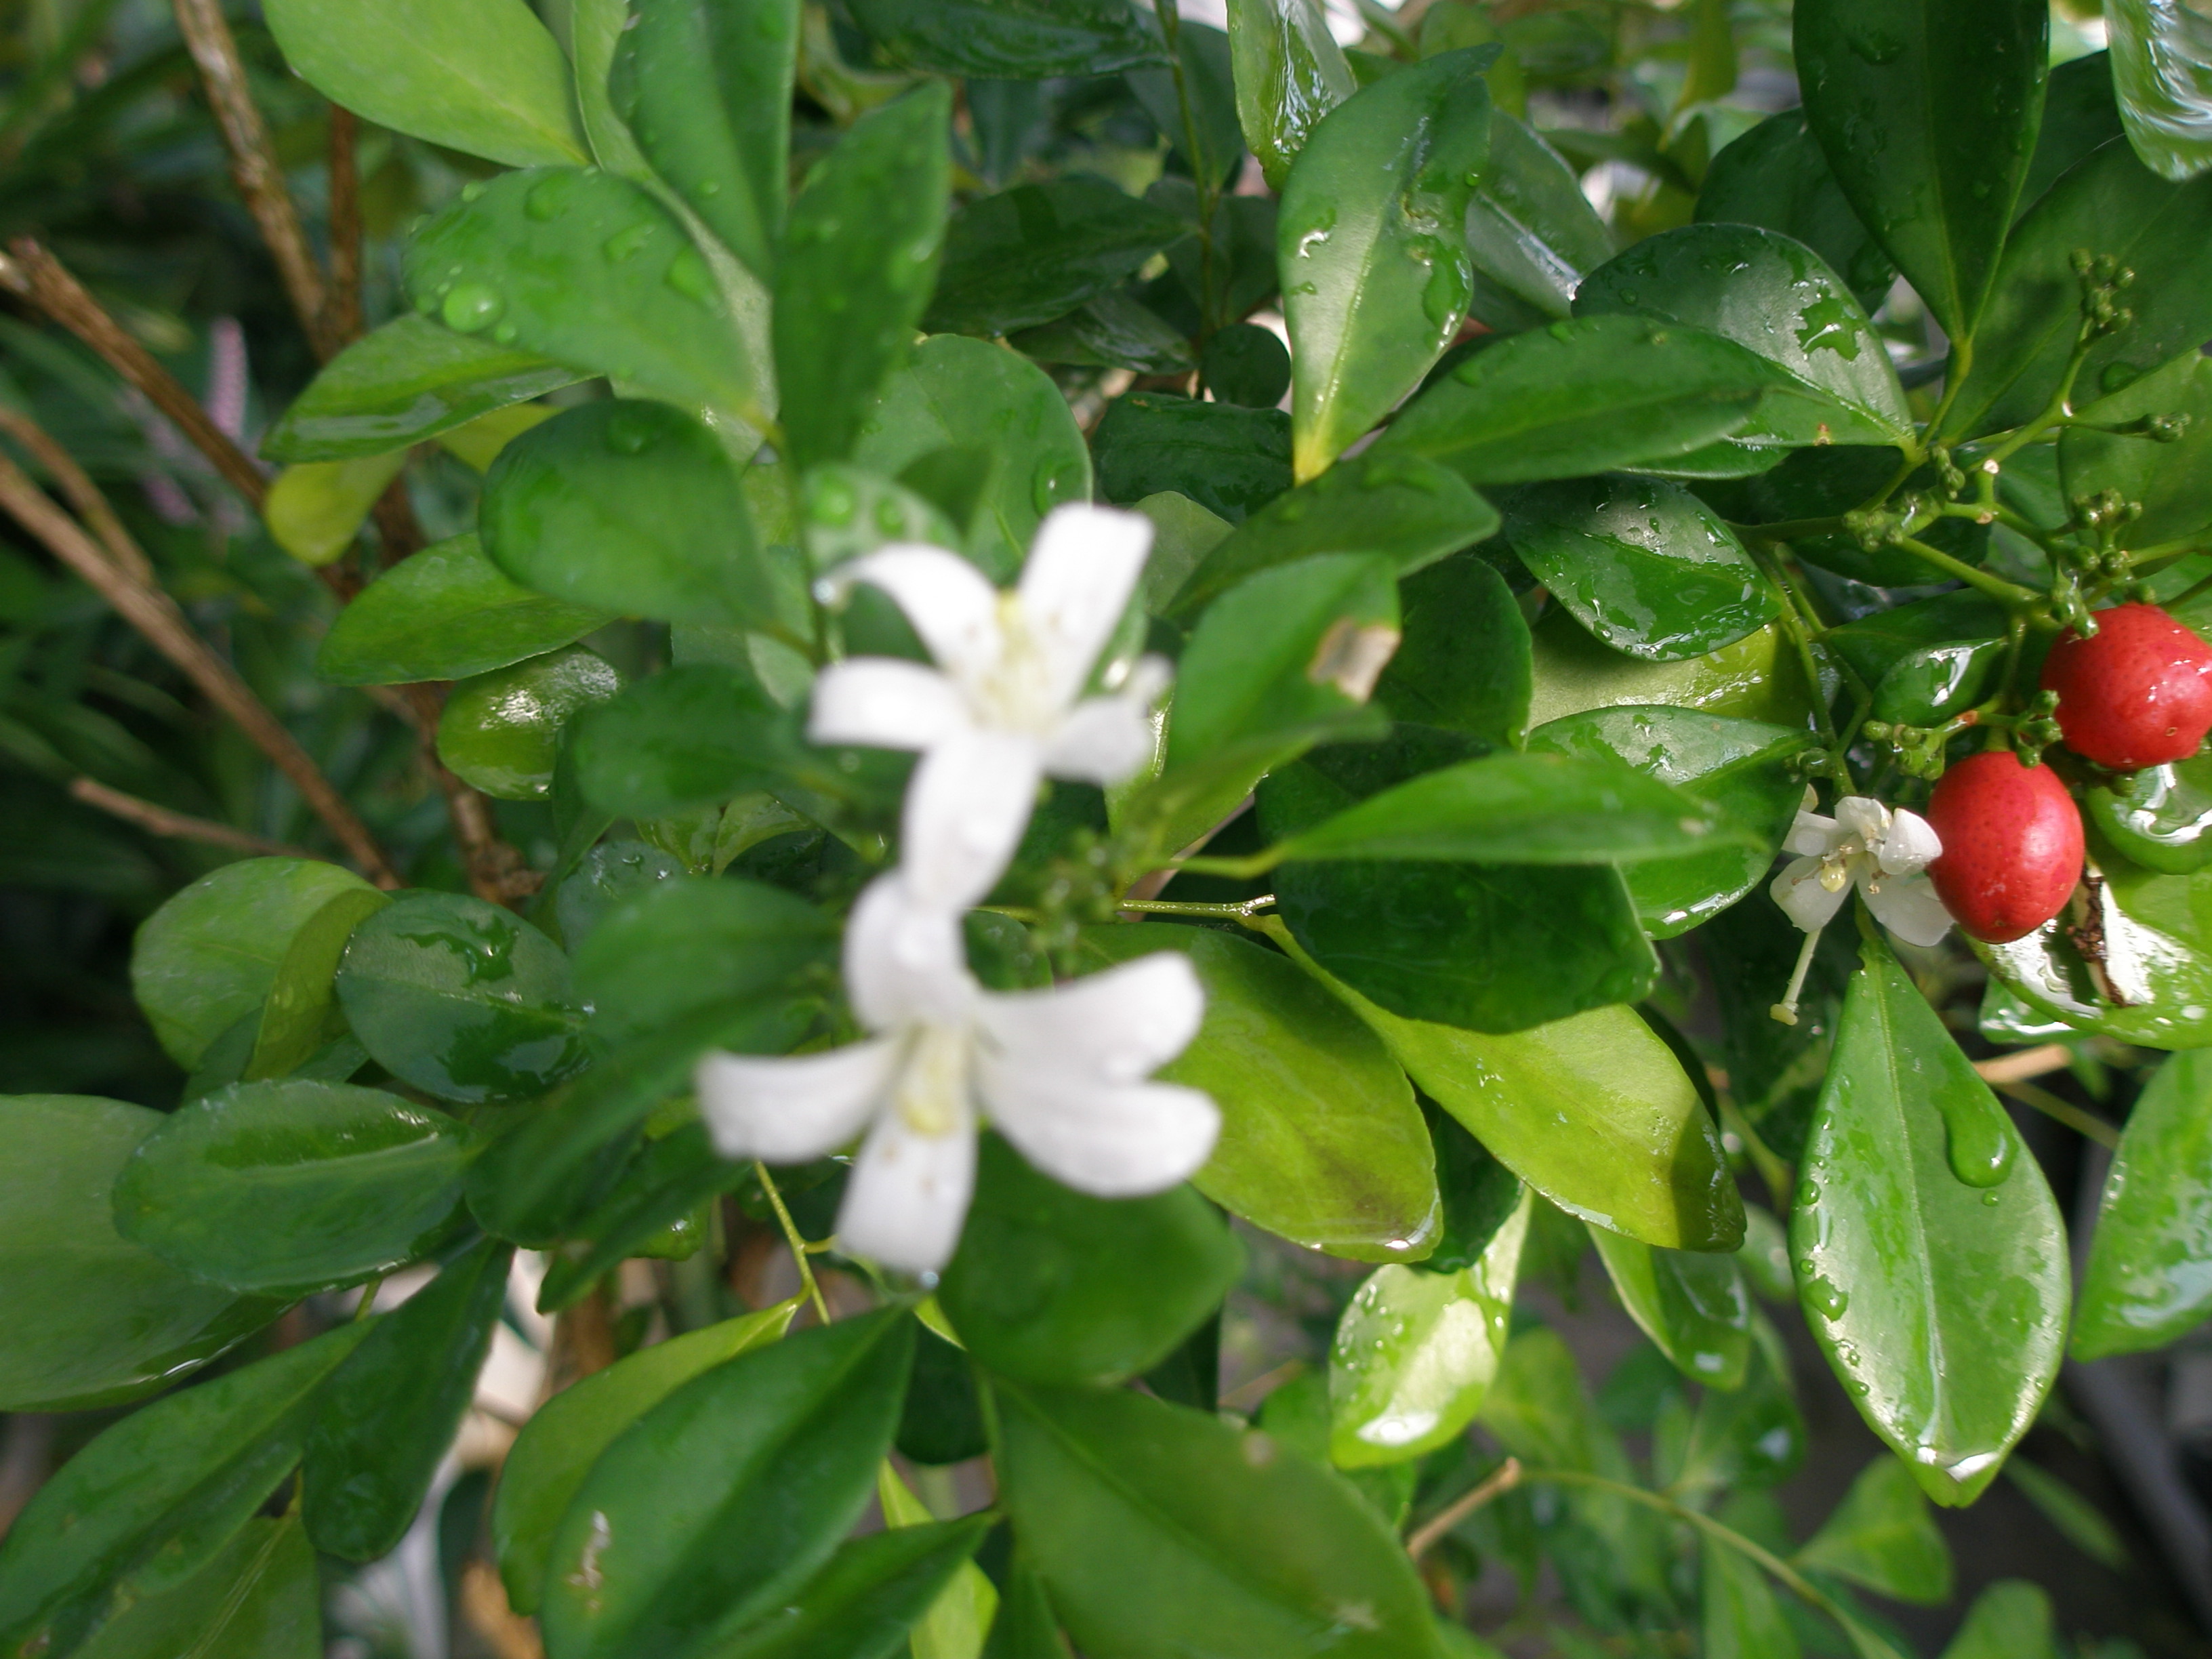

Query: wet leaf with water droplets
[
  {"left": 2076, "top": 1050, "right": 2212, "bottom": 1357},
  {"left": 2106, "top": 0, "right": 2212, "bottom": 183},
  {"left": 1227, "top": 0, "right": 1355, "bottom": 190},
  {"left": 1589, "top": 1227, "right": 1753, "bottom": 1390}
]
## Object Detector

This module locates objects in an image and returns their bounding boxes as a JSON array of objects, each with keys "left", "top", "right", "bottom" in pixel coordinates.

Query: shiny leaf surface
[
  {"left": 2107, "top": 0, "right": 2212, "bottom": 182},
  {"left": 1525, "top": 613, "right": 1820, "bottom": 732},
  {"left": 1467, "top": 110, "right": 1614, "bottom": 323},
  {"left": 2084, "top": 755, "right": 2212, "bottom": 875},
  {"left": 317, "top": 534, "right": 611, "bottom": 687},
  {"left": 2076, "top": 1050, "right": 2212, "bottom": 1356},
  {"left": 572, "top": 874, "right": 838, "bottom": 1041},
  {"left": 1589, "top": 1227, "right": 1753, "bottom": 1389},
  {"left": 846, "top": 0, "right": 1166, "bottom": 76},
  {"left": 70, "top": 1517, "right": 319, "bottom": 1659},
  {"left": 1378, "top": 552, "right": 1532, "bottom": 749},
  {"left": 1696, "top": 110, "right": 1898, "bottom": 313},
  {"left": 1092, "top": 392, "right": 1292, "bottom": 524},
  {"left": 716, "top": 1520, "right": 994, "bottom": 1659},
  {"left": 1980, "top": 859, "right": 2212, "bottom": 1049},
  {"left": 437, "top": 647, "right": 623, "bottom": 801},
  {"left": 926, "top": 177, "right": 1183, "bottom": 337},
  {"left": 1227, "top": 0, "right": 1355, "bottom": 190},
  {"left": 2060, "top": 347, "right": 2212, "bottom": 550}
]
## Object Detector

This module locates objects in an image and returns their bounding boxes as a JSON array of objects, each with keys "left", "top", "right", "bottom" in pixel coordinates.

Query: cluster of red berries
[{"left": 1923, "top": 603, "right": 2212, "bottom": 943}]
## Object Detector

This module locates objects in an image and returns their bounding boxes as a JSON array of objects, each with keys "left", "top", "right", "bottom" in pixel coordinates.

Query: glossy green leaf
[
  {"left": 533, "top": 1123, "right": 748, "bottom": 1309},
  {"left": 1820, "top": 587, "right": 2010, "bottom": 690},
  {"left": 0, "top": 1095, "right": 278, "bottom": 1412},
  {"left": 1378, "top": 552, "right": 1532, "bottom": 749},
  {"left": 262, "top": 316, "right": 581, "bottom": 464},
  {"left": 1938, "top": 1580, "right": 2060, "bottom": 1659},
  {"left": 1466, "top": 109, "right": 1614, "bottom": 324},
  {"left": 1477, "top": 1326, "right": 1631, "bottom": 1475},
  {"left": 773, "top": 89, "right": 949, "bottom": 476},
  {"left": 2061, "top": 348, "right": 2212, "bottom": 550},
  {"left": 1010, "top": 290, "right": 1196, "bottom": 374},
  {"left": 1942, "top": 136, "right": 2212, "bottom": 438},
  {"left": 1076, "top": 924, "right": 1440, "bottom": 1262},
  {"left": 1574, "top": 224, "right": 1912, "bottom": 451},
  {"left": 539, "top": 1309, "right": 914, "bottom": 1659},
  {"left": 1792, "top": 942, "right": 2068, "bottom": 1505},
  {"left": 1708, "top": 444, "right": 1995, "bottom": 586},
  {"left": 1697, "top": 110, "right": 1898, "bottom": 313},
  {"left": 939, "top": 1136, "right": 1242, "bottom": 1385},
  {"left": 113, "top": 1079, "right": 472, "bottom": 1298},
  {"left": 1793, "top": 1456, "right": 1954, "bottom": 1603},
  {"left": 1375, "top": 316, "right": 1782, "bottom": 485},
  {"left": 846, "top": 0, "right": 1166, "bottom": 76},
  {"left": 483, "top": 401, "right": 773, "bottom": 630},
  {"left": 2108, "top": 0, "right": 2212, "bottom": 182},
  {"left": 1227, "top": 0, "right": 1355, "bottom": 190},
  {"left": 494, "top": 1302, "right": 799, "bottom": 1612},
  {"left": 853, "top": 335, "right": 1091, "bottom": 581},
  {"left": 573, "top": 663, "right": 787, "bottom": 817},
  {"left": 1199, "top": 322, "right": 1292, "bottom": 408},
  {"left": 1128, "top": 22, "right": 1242, "bottom": 192},
  {"left": 1702, "top": 1536, "right": 1799, "bottom": 1659},
  {"left": 716, "top": 1519, "right": 994, "bottom": 1659},
  {"left": 2022, "top": 50, "right": 2126, "bottom": 211},
  {"left": 1793, "top": 0, "right": 2048, "bottom": 339},
  {"left": 264, "top": 0, "right": 586, "bottom": 168},
  {"left": 1158, "top": 188, "right": 1283, "bottom": 329},
  {"left": 927, "top": 177, "right": 1183, "bottom": 337},
  {"left": 802, "top": 464, "right": 966, "bottom": 573},
  {"left": 1980, "top": 859, "right": 2212, "bottom": 1049},
  {"left": 614, "top": 0, "right": 799, "bottom": 281},
  {"left": 1131, "top": 492, "right": 1233, "bottom": 613},
  {"left": 899, "top": 1323, "right": 988, "bottom": 1467},
  {"left": 131, "top": 857, "right": 379, "bottom": 1069},
  {"left": 1279, "top": 50, "right": 1490, "bottom": 481},
  {"left": 995, "top": 1382, "right": 1440, "bottom": 1659},
  {"left": 335, "top": 890, "right": 590, "bottom": 1103},
  {"left": 1589, "top": 1227, "right": 1753, "bottom": 1389},
  {"left": 316, "top": 534, "right": 611, "bottom": 687},
  {"left": 1525, "top": 612, "right": 1820, "bottom": 732},
  {"left": 1424, "top": 1109, "right": 1523, "bottom": 1273},
  {"left": 1170, "top": 453, "right": 1496, "bottom": 619},
  {"left": 1675, "top": 1320, "right": 1807, "bottom": 1496},
  {"left": 233, "top": 883, "right": 386, "bottom": 1084},
  {"left": 263, "top": 452, "right": 405, "bottom": 567},
  {"left": 571, "top": 0, "right": 652, "bottom": 177},
  {"left": 2075, "top": 1050, "right": 2212, "bottom": 1355},
  {"left": 304, "top": 1237, "right": 512, "bottom": 1561},
  {"left": 2087, "top": 756, "right": 2212, "bottom": 877},
  {"left": 0, "top": 1322, "right": 370, "bottom": 1659},
  {"left": 403, "top": 167, "right": 767, "bottom": 426},
  {"left": 1527, "top": 706, "right": 1810, "bottom": 937},
  {"left": 1270, "top": 924, "right": 1741, "bottom": 1250},
  {"left": 1092, "top": 392, "right": 1292, "bottom": 525},
  {"left": 573, "top": 874, "right": 838, "bottom": 1042},
  {"left": 1328, "top": 1191, "right": 1530, "bottom": 1467},
  {"left": 435, "top": 647, "right": 621, "bottom": 802},
  {"left": 71, "top": 1517, "right": 318, "bottom": 1659}
]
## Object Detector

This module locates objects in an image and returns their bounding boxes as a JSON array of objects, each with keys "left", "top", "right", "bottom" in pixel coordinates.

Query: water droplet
[
  {"left": 441, "top": 283, "right": 504, "bottom": 333},
  {"left": 460, "top": 180, "right": 488, "bottom": 202},
  {"left": 1805, "top": 1275, "right": 1849, "bottom": 1319},
  {"left": 665, "top": 246, "right": 714, "bottom": 303},
  {"left": 603, "top": 406, "right": 659, "bottom": 455},
  {"left": 492, "top": 323, "right": 519, "bottom": 345},
  {"left": 808, "top": 475, "right": 857, "bottom": 527},
  {"left": 526, "top": 172, "right": 577, "bottom": 222},
  {"left": 1983, "top": 1191, "right": 2001, "bottom": 1206},
  {"left": 873, "top": 497, "right": 907, "bottom": 535},
  {"left": 1796, "top": 1179, "right": 1820, "bottom": 1206},
  {"left": 1032, "top": 457, "right": 1084, "bottom": 513},
  {"left": 603, "top": 222, "right": 655, "bottom": 263}
]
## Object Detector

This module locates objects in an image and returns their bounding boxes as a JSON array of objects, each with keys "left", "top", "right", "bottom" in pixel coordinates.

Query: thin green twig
[{"left": 756, "top": 1161, "right": 833, "bottom": 1325}]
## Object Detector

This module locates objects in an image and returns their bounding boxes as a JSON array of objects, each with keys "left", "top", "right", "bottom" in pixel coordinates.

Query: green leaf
[
  {"left": 131, "top": 857, "right": 380, "bottom": 1069},
  {"left": 1374, "top": 316, "right": 1782, "bottom": 485},
  {"left": 938, "top": 1136, "right": 1243, "bottom": 1386},
  {"left": 1938, "top": 1581, "right": 2061, "bottom": 1659},
  {"left": 71, "top": 1517, "right": 319, "bottom": 1659},
  {"left": 1791, "top": 942, "right": 2068, "bottom": 1505},
  {"left": 0, "top": 1322, "right": 370, "bottom": 1659},
  {"left": 436, "top": 647, "right": 623, "bottom": 802},
  {"left": 573, "top": 664, "right": 788, "bottom": 817},
  {"left": 1010, "top": 291, "right": 1197, "bottom": 375},
  {"left": 494, "top": 1302, "right": 798, "bottom": 1613},
  {"left": 1942, "top": 136, "right": 2212, "bottom": 439},
  {"left": 316, "top": 534, "right": 612, "bottom": 687},
  {"left": 716, "top": 1519, "right": 994, "bottom": 1659},
  {"left": 262, "top": 316, "right": 582, "bottom": 464},
  {"left": 1378, "top": 552, "right": 1532, "bottom": 749},
  {"left": 112, "top": 1079, "right": 472, "bottom": 1298},
  {"left": 900, "top": 1322, "right": 988, "bottom": 1467},
  {"left": 1793, "top": 0, "right": 2048, "bottom": 340},
  {"left": 483, "top": 401, "right": 773, "bottom": 631},
  {"left": 848, "top": 0, "right": 1164, "bottom": 75},
  {"left": 2076, "top": 1050, "right": 2212, "bottom": 1356},
  {"left": 2061, "top": 348, "right": 2212, "bottom": 551},
  {"left": 1477, "top": 1326, "right": 1629, "bottom": 1475},
  {"left": 263, "top": 453, "right": 407, "bottom": 567},
  {"left": 0, "top": 1095, "right": 279, "bottom": 1413},
  {"left": 335, "top": 891, "right": 590, "bottom": 1104},
  {"left": 533, "top": 1123, "right": 747, "bottom": 1309},
  {"left": 1227, "top": 0, "right": 1354, "bottom": 190},
  {"left": 402, "top": 167, "right": 767, "bottom": 426},
  {"left": 2107, "top": 0, "right": 2212, "bottom": 182},
  {"left": 539, "top": 1309, "right": 914, "bottom": 1659},
  {"left": 1674, "top": 1321, "right": 1807, "bottom": 1496},
  {"left": 264, "top": 0, "right": 586, "bottom": 169},
  {"left": 2004, "top": 1457, "right": 2127, "bottom": 1568},
  {"left": 2021, "top": 51, "right": 2126, "bottom": 212},
  {"left": 1702, "top": 1536, "right": 1799, "bottom": 1659},
  {"left": 1526, "top": 611, "right": 1819, "bottom": 733},
  {"left": 1075, "top": 924, "right": 1440, "bottom": 1262},
  {"left": 1092, "top": 392, "right": 1292, "bottom": 525},
  {"left": 1199, "top": 322, "right": 1292, "bottom": 407},
  {"left": 1526, "top": 707, "right": 1811, "bottom": 937},
  {"left": 1328, "top": 1192, "right": 1530, "bottom": 1467},
  {"left": 994, "top": 1382, "right": 1441, "bottom": 1659},
  {"left": 1269, "top": 925, "right": 1740, "bottom": 1249},
  {"left": 1466, "top": 109, "right": 1614, "bottom": 325},
  {"left": 853, "top": 335, "right": 1092, "bottom": 581},
  {"left": 237, "top": 884, "right": 387, "bottom": 1084},
  {"left": 1129, "top": 22, "right": 1244, "bottom": 193},
  {"left": 801, "top": 464, "right": 966, "bottom": 573},
  {"left": 304, "top": 1237, "right": 513, "bottom": 1561},
  {"left": 571, "top": 0, "right": 653, "bottom": 177},
  {"left": 573, "top": 874, "right": 837, "bottom": 1043},
  {"left": 1819, "top": 588, "right": 2010, "bottom": 693},
  {"left": 1169, "top": 453, "right": 1497, "bottom": 619},
  {"left": 979, "top": 1559, "right": 1073, "bottom": 1659},
  {"left": 1574, "top": 224, "right": 1912, "bottom": 452},
  {"left": 1279, "top": 49, "right": 1491, "bottom": 481},
  {"left": 926, "top": 177, "right": 1184, "bottom": 337},
  {"left": 775, "top": 86, "right": 951, "bottom": 473},
  {"left": 1130, "top": 492, "right": 1233, "bottom": 613},
  {"left": 614, "top": 0, "right": 800, "bottom": 281},
  {"left": 1587, "top": 1227, "right": 1753, "bottom": 1389},
  {"left": 1697, "top": 110, "right": 1898, "bottom": 314},
  {"left": 1793, "top": 1456, "right": 1954, "bottom": 1604}
]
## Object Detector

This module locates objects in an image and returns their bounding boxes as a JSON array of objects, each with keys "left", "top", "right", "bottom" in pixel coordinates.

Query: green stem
[
  {"left": 353, "top": 1273, "right": 384, "bottom": 1321},
  {"left": 1891, "top": 535, "right": 2041, "bottom": 607},
  {"left": 1151, "top": 0, "right": 1220, "bottom": 342},
  {"left": 755, "top": 1161, "right": 832, "bottom": 1325},
  {"left": 1921, "top": 332, "right": 1974, "bottom": 453},
  {"left": 1118, "top": 895, "right": 1277, "bottom": 918},
  {"left": 1169, "top": 848, "right": 1284, "bottom": 881},
  {"left": 1992, "top": 1078, "right": 2121, "bottom": 1149}
]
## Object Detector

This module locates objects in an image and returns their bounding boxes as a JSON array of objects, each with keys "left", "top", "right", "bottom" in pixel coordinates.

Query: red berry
[
  {"left": 1926, "top": 752, "right": 2084, "bottom": 943},
  {"left": 2039, "top": 602, "right": 2212, "bottom": 770}
]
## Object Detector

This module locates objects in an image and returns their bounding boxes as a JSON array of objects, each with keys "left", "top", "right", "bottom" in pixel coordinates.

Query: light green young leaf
[
  {"left": 1702, "top": 1536, "right": 1799, "bottom": 1659},
  {"left": 1588, "top": 1228, "right": 1753, "bottom": 1391},
  {"left": 1227, "top": 0, "right": 1355, "bottom": 189},
  {"left": 877, "top": 1465, "right": 998, "bottom": 1659},
  {"left": 263, "top": 452, "right": 406, "bottom": 568},
  {"left": 1794, "top": 1456, "right": 1954, "bottom": 1604},
  {"left": 1937, "top": 1580, "right": 2061, "bottom": 1659}
]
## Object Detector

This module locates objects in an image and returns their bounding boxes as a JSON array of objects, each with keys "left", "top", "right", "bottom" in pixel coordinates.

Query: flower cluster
[
  {"left": 695, "top": 506, "right": 1220, "bottom": 1274},
  {"left": 1768, "top": 792, "right": 1951, "bottom": 1024}
]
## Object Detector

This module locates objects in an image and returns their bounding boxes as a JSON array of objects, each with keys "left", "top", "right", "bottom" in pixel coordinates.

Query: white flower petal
[
  {"left": 695, "top": 1037, "right": 898, "bottom": 1162},
  {"left": 1878, "top": 807, "right": 1943, "bottom": 876},
  {"left": 982, "top": 1076, "right": 1220, "bottom": 1197},
  {"left": 1017, "top": 504, "right": 1153, "bottom": 713},
  {"left": 1832, "top": 796, "right": 1891, "bottom": 844},
  {"left": 844, "top": 873, "right": 976, "bottom": 1031},
  {"left": 899, "top": 729, "right": 1042, "bottom": 912},
  {"left": 844, "top": 546, "right": 1004, "bottom": 688},
  {"left": 1784, "top": 811, "right": 1839, "bottom": 857},
  {"left": 1041, "top": 692, "right": 1160, "bottom": 785},
  {"left": 1863, "top": 870, "right": 1955, "bottom": 948},
  {"left": 975, "top": 949, "right": 1206, "bottom": 1084},
  {"left": 835, "top": 1104, "right": 977, "bottom": 1275},
  {"left": 1771, "top": 855, "right": 1850, "bottom": 933},
  {"left": 808, "top": 659, "right": 970, "bottom": 752}
]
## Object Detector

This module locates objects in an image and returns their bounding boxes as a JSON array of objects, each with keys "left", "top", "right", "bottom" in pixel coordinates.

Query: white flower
[
  {"left": 809, "top": 504, "right": 1170, "bottom": 909},
  {"left": 1769, "top": 794, "right": 1953, "bottom": 948},
  {"left": 694, "top": 874, "right": 1220, "bottom": 1275}
]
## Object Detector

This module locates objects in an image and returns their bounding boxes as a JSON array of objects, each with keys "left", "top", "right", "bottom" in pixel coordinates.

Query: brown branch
[
  {"left": 171, "top": 0, "right": 332, "bottom": 359},
  {"left": 70, "top": 776, "right": 319, "bottom": 859},
  {"left": 0, "top": 408, "right": 154, "bottom": 583},
  {"left": 396, "top": 682, "right": 537, "bottom": 906},
  {"left": 325, "top": 106, "right": 364, "bottom": 348},
  {"left": 1406, "top": 1458, "right": 1522, "bottom": 1561},
  {"left": 0, "top": 445, "right": 397, "bottom": 885},
  {"left": 371, "top": 475, "right": 426, "bottom": 566}
]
